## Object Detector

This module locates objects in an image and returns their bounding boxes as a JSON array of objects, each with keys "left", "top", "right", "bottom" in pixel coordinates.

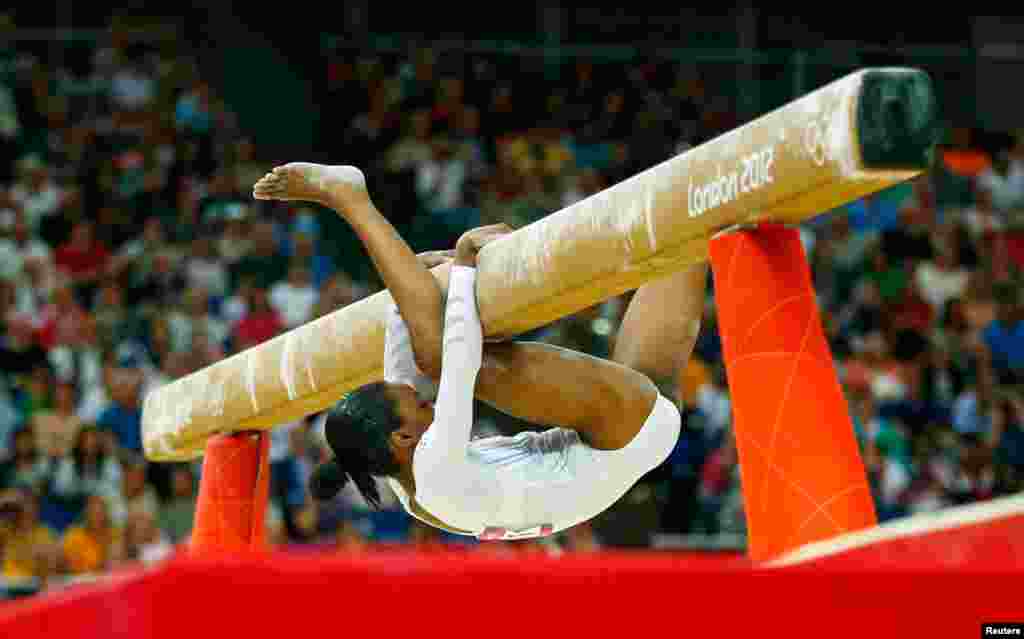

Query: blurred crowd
[{"left": 0, "top": 16, "right": 1022, "bottom": 597}]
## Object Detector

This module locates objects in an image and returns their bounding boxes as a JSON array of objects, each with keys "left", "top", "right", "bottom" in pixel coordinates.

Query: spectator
[
  {"left": 947, "top": 433, "right": 998, "bottom": 505},
  {"left": 34, "top": 275, "right": 89, "bottom": 351},
  {"left": 8, "top": 155, "right": 63, "bottom": 238},
  {"left": 77, "top": 362, "right": 119, "bottom": 426},
  {"left": 453, "top": 105, "right": 489, "bottom": 185},
  {"left": 695, "top": 363, "right": 731, "bottom": 442},
  {"left": 183, "top": 235, "right": 229, "bottom": 299},
  {"left": 108, "top": 458, "right": 159, "bottom": 530},
  {"left": 30, "top": 381, "right": 82, "bottom": 459},
  {"left": 109, "top": 216, "right": 167, "bottom": 285},
  {"left": 335, "top": 519, "right": 370, "bottom": 553},
  {"left": 0, "top": 81, "right": 19, "bottom": 176},
  {"left": 905, "top": 430, "right": 956, "bottom": 515},
  {"left": 282, "top": 206, "right": 321, "bottom": 247},
  {"left": 61, "top": 493, "right": 120, "bottom": 574},
  {"left": 96, "top": 372, "right": 144, "bottom": 456},
  {"left": 92, "top": 279, "right": 137, "bottom": 352},
  {"left": 229, "top": 138, "right": 264, "bottom": 196},
  {"left": 167, "top": 287, "right": 228, "bottom": 353},
  {"left": 0, "top": 316, "right": 47, "bottom": 453},
  {"left": 54, "top": 220, "right": 110, "bottom": 301},
  {"left": 126, "top": 248, "right": 184, "bottom": 310},
  {"left": 976, "top": 145, "right": 1024, "bottom": 214},
  {"left": 141, "top": 351, "right": 191, "bottom": 399},
  {"left": 269, "top": 262, "right": 319, "bottom": 329},
  {"left": 122, "top": 507, "right": 173, "bottom": 565},
  {"left": 158, "top": 466, "right": 196, "bottom": 544},
  {"left": 863, "top": 244, "right": 908, "bottom": 305},
  {"left": 187, "top": 329, "right": 225, "bottom": 371},
  {"left": 0, "top": 488, "right": 58, "bottom": 583},
  {"left": 48, "top": 314, "right": 103, "bottom": 397},
  {"left": 982, "top": 284, "right": 1024, "bottom": 383},
  {"left": 960, "top": 272, "right": 998, "bottom": 335},
  {"left": 914, "top": 241, "right": 969, "bottom": 318},
  {"left": 230, "top": 220, "right": 288, "bottom": 290},
  {"left": 109, "top": 54, "right": 155, "bottom": 114},
  {"left": 560, "top": 167, "right": 604, "bottom": 209},
  {"left": 416, "top": 137, "right": 468, "bottom": 213},
  {"left": 342, "top": 84, "right": 401, "bottom": 173},
  {"left": 221, "top": 275, "right": 254, "bottom": 330},
  {"left": 50, "top": 426, "right": 122, "bottom": 508},
  {"left": 290, "top": 231, "right": 335, "bottom": 290},
  {"left": 483, "top": 85, "right": 521, "bottom": 141},
  {"left": 233, "top": 286, "right": 284, "bottom": 350},
  {"left": 217, "top": 207, "right": 252, "bottom": 267},
  {"left": 198, "top": 170, "right": 247, "bottom": 227},
  {"left": 16, "top": 363, "right": 55, "bottom": 431},
  {"left": 695, "top": 435, "right": 737, "bottom": 534},
  {"left": 991, "top": 387, "right": 1024, "bottom": 493},
  {"left": 863, "top": 408, "right": 914, "bottom": 520},
  {"left": 1, "top": 211, "right": 52, "bottom": 315},
  {"left": 385, "top": 109, "right": 434, "bottom": 174},
  {"left": 313, "top": 272, "right": 360, "bottom": 320},
  {"left": 0, "top": 426, "right": 52, "bottom": 493},
  {"left": 270, "top": 420, "right": 307, "bottom": 541},
  {"left": 175, "top": 80, "right": 214, "bottom": 139},
  {"left": 430, "top": 76, "right": 466, "bottom": 134}
]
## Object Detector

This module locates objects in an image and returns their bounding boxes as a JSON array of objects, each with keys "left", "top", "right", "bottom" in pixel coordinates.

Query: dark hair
[
  {"left": 310, "top": 382, "right": 402, "bottom": 509},
  {"left": 72, "top": 425, "right": 107, "bottom": 478}
]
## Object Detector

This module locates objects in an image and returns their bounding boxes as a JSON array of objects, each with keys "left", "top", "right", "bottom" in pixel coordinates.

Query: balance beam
[{"left": 142, "top": 67, "right": 936, "bottom": 461}]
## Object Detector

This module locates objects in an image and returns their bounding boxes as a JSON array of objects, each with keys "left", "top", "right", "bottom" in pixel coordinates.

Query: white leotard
[{"left": 385, "top": 266, "right": 681, "bottom": 540}]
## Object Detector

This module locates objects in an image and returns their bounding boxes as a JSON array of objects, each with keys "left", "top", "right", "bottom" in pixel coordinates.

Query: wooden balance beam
[{"left": 142, "top": 67, "right": 937, "bottom": 461}]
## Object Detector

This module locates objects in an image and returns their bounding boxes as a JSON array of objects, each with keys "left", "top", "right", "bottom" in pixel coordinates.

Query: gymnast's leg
[
  {"left": 469, "top": 265, "right": 707, "bottom": 499},
  {"left": 610, "top": 264, "right": 709, "bottom": 402},
  {"left": 254, "top": 163, "right": 446, "bottom": 378},
  {"left": 256, "top": 166, "right": 678, "bottom": 452}
]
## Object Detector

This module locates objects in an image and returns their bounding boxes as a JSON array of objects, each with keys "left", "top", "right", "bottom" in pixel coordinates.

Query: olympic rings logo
[{"left": 803, "top": 118, "right": 828, "bottom": 167}]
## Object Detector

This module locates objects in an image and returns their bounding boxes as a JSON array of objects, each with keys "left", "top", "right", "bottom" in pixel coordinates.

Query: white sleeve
[
  {"left": 51, "top": 458, "right": 77, "bottom": 498},
  {"left": 383, "top": 302, "right": 436, "bottom": 398},
  {"left": 413, "top": 266, "right": 498, "bottom": 530}
]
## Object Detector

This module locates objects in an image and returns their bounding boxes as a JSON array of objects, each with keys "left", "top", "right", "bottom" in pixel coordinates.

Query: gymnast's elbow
[
  {"left": 649, "top": 395, "right": 683, "bottom": 468},
  {"left": 415, "top": 352, "right": 443, "bottom": 381}
]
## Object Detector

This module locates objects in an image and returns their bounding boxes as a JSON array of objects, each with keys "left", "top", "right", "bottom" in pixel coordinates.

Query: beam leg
[
  {"left": 708, "top": 223, "right": 876, "bottom": 562},
  {"left": 189, "top": 431, "right": 270, "bottom": 555}
]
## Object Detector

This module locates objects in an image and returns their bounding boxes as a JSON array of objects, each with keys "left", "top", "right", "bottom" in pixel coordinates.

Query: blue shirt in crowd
[
  {"left": 983, "top": 320, "right": 1024, "bottom": 373},
  {"left": 98, "top": 404, "right": 144, "bottom": 454}
]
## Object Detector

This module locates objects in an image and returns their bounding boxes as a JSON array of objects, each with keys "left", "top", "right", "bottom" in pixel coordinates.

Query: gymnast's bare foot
[{"left": 252, "top": 163, "right": 369, "bottom": 211}]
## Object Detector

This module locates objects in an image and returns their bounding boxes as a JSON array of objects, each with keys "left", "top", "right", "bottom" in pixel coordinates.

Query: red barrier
[
  {"left": 773, "top": 496, "right": 1024, "bottom": 570},
  {"left": 2, "top": 526, "right": 1021, "bottom": 639}
]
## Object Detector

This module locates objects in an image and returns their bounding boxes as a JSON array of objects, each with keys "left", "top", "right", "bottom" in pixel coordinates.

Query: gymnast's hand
[
  {"left": 454, "top": 223, "right": 514, "bottom": 267},
  {"left": 416, "top": 249, "right": 456, "bottom": 269}
]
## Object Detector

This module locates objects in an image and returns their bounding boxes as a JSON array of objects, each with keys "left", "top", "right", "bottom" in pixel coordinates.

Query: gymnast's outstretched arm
[
  {"left": 256, "top": 166, "right": 660, "bottom": 450},
  {"left": 254, "top": 163, "right": 446, "bottom": 378}
]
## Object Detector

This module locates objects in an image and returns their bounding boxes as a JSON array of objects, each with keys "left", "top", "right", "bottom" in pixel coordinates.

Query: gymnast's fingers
[{"left": 417, "top": 250, "right": 456, "bottom": 268}]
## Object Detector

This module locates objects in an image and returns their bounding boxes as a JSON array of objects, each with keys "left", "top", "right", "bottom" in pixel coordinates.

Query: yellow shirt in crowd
[
  {"left": 62, "top": 526, "right": 117, "bottom": 574},
  {"left": 1, "top": 523, "right": 56, "bottom": 580},
  {"left": 680, "top": 357, "right": 711, "bottom": 409}
]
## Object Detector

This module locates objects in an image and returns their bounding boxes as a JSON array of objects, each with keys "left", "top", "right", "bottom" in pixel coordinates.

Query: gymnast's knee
[
  {"left": 635, "top": 393, "right": 682, "bottom": 470},
  {"left": 656, "top": 394, "right": 683, "bottom": 455}
]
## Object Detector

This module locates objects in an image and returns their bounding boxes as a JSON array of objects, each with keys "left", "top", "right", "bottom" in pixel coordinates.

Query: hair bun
[{"left": 309, "top": 460, "right": 348, "bottom": 500}]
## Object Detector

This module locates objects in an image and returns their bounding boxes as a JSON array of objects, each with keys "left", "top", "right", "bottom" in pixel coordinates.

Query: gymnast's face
[{"left": 385, "top": 383, "right": 435, "bottom": 454}]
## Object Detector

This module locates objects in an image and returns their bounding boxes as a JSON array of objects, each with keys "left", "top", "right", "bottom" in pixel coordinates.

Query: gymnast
[{"left": 253, "top": 163, "right": 707, "bottom": 540}]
